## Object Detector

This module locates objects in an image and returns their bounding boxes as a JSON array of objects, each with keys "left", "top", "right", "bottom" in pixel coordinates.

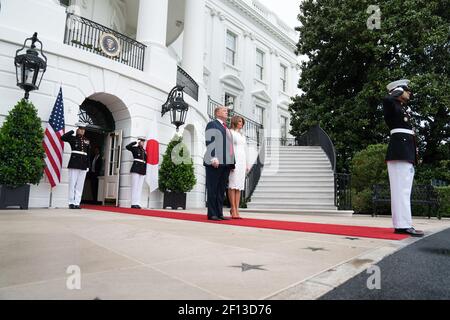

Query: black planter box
[
  {"left": 0, "top": 185, "right": 30, "bottom": 210},
  {"left": 163, "top": 192, "right": 187, "bottom": 210}
]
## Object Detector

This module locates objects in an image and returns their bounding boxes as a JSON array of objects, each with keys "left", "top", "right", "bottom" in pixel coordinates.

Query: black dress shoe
[
  {"left": 131, "top": 205, "right": 142, "bottom": 209},
  {"left": 219, "top": 216, "right": 231, "bottom": 220},
  {"left": 69, "top": 204, "right": 75, "bottom": 209},
  {"left": 208, "top": 216, "right": 221, "bottom": 221},
  {"left": 395, "top": 228, "right": 424, "bottom": 237},
  {"left": 74, "top": 205, "right": 81, "bottom": 209}
]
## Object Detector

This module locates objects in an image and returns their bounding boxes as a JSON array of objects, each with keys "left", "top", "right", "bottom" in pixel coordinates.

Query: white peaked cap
[{"left": 386, "top": 79, "right": 410, "bottom": 92}]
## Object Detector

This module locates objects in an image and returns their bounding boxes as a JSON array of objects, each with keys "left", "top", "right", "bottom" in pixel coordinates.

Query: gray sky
[{"left": 256, "top": 0, "right": 302, "bottom": 29}]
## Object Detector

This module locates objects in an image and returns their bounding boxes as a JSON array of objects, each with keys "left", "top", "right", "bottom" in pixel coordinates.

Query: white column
[
  {"left": 208, "top": 8, "right": 225, "bottom": 100},
  {"left": 269, "top": 50, "right": 281, "bottom": 137},
  {"left": 182, "top": 0, "right": 206, "bottom": 84},
  {"left": 136, "top": 0, "right": 176, "bottom": 84},
  {"left": 136, "top": 0, "right": 168, "bottom": 49}
]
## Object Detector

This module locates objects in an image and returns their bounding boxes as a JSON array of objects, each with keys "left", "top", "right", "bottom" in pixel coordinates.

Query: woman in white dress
[{"left": 227, "top": 116, "right": 250, "bottom": 219}]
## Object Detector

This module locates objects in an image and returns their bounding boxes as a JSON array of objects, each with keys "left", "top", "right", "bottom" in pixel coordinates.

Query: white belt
[
  {"left": 134, "top": 159, "right": 145, "bottom": 163},
  {"left": 390, "top": 129, "right": 414, "bottom": 135},
  {"left": 72, "top": 151, "right": 87, "bottom": 156}
]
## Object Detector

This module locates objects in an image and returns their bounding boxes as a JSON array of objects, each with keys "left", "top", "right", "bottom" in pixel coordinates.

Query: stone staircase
[{"left": 244, "top": 145, "right": 353, "bottom": 216}]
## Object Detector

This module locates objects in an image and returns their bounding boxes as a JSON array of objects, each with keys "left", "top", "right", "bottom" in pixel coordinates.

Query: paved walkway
[{"left": 0, "top": 208, "right": 448, "bottom": 300}]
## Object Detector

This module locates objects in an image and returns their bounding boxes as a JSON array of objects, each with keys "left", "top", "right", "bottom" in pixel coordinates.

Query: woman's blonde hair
[{"left": 230, "top": 115, "right": 245, "bottom": 130}]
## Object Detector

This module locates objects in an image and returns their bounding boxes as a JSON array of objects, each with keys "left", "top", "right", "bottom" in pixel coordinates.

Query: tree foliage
[
  {"left": 290, "top": 0, "right": 450, "bottom": 171},
  {"left": 158, "top": 135, "right": 197, "bottom": 193},
  {"left": 0, "top": 99, "right": 45, "bottom": 187}
]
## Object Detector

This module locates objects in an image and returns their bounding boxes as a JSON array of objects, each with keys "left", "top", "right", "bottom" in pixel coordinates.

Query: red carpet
[{"left": 82, "top": 205, "right": 409, "bottom": 240}]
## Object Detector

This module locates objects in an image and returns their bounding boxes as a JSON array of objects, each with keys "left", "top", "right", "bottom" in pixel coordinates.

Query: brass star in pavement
[
  {"left": 303, "top": 247, "right": 327, "bottom": 252},
  {"left": 230, "top": 263, "right": 267, "bottom": 272}
]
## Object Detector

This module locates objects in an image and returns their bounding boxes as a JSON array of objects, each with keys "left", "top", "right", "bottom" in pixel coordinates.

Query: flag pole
[{"left": 49, "top": 187, "right": 53, "bottom": 209}]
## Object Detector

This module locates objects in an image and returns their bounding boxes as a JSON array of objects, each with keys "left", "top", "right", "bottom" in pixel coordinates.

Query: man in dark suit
[
  {"left": 126, "top": 137, "right": 147, "bottom": 209},
  {"left": 204, "top": 106, "right": 235, "bottom": 221},
  {"left": 61, "top": 123, "right": 90, "bottom": 209},
  {"left": 383, "top": 79, "right": 423, "bottom": 237}
]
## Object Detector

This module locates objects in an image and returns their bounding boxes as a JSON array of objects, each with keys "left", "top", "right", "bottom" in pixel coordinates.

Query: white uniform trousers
[
  {"left": 387, "top": 161, "right": 414, "bottom": 229},
  {"left": 131, "top": 173, "right": 145, "bottom": 206},
  {"left": 68, "top": 168, "right": 88, "bottom": 206}
]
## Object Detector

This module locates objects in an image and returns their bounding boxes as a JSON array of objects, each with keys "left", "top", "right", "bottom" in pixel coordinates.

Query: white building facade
[{"left": 0, "top": 0, "right": 300, "bottom": 209}]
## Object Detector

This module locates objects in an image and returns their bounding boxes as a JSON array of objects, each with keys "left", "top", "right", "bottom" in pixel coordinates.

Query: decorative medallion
[{"left": 99, "top": 33, "right": 121, "bottom": 57}]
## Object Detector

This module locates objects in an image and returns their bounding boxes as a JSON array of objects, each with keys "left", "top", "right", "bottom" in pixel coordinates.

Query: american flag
[{"left": 43, "top": 87, "right": 65, "bottom": 187}]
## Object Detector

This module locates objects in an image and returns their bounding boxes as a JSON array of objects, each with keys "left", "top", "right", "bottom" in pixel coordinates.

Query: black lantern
[
  {"left": 14, "top": 32, "right": 47, "bottom": 100},
  {"left": 161, "top": 86, "right": 189, "bottom": 132}
]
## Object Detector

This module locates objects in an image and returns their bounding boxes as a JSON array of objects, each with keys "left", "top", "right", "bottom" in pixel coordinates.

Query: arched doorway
[{"left": 78, "top": 98, "right": 118, "bottom": 205}]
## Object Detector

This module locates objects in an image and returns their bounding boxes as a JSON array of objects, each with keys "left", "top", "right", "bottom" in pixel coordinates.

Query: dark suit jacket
[
  {"left": 126, "top": 142, "right": 147, "bottom": 175},
  {"left": 61, "top": 130, "right": 90, "bottom": 170},
  {"left": 203, "top": 119, "right": 235, "bottom": 169},
  {"left": 383, "top": 96, "right": 417, "bottom": 165}
]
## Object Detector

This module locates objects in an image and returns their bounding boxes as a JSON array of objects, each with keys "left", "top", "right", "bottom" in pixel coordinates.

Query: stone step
[
  {"left": 257, "top": 181, "right": 335, "bottom": 187},
  {"left": 260, "top": 176, "right": 334, "bottom": 181},
  {"left": 251, "top": 194, "right": 334, "bottom": 201},
  {"left": 264, "top": 163, "right": 331, "bottom": 172},
  {"left": 247, "top": 202, "right": 338, "bottom": 210},
  {"left": 274, "top": 159, "right": 330, "bottom": 163},
  {"left": 262, "top": 170, "right": 332, "bottom": 176},
  {"left": 253, "top": 188, "right": 335, "bottom": 195},
  {"left": 265, "top": 151, "right": 325, "bottom": 155},
  {"left": 266, "top": 155, "right": 329, "bottom": 159}
]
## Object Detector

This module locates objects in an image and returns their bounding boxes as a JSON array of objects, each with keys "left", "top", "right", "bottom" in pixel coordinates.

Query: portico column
[
  {"left": 269, "top": 49, "right": 281, "bottom": 138},
  {"left": 136, "top": 0, "right": 168, "bottom": 50},
  {"left": 182, "top": 0, "right": 206, "bottom": 84},
  {"left": 136, "top": 0, "right": 176, "bottom": 84}
]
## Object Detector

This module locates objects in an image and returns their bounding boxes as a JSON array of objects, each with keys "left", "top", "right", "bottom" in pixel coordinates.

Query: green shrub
[
  {"left": 415, "top": 161, "right": 450, "bottom": 185},
  {"left": 158, "top": 135, "right": 196, "bottom": 193},
  {"left": 436, "top": 186, "right": 450, "bottom": 218},
  {"left": 350, "top": 144, "right": 389, "bottom": 213},
  {"left": 352, "top": 188, "right": 376, "bottom": 214},
  {"left": 0, "top": 99, "right": 45, "bottom": 187}
]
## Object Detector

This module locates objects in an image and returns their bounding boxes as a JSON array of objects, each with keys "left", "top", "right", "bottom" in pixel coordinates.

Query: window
[
  {"left": 226, "top": 31, "right": 237, "bottom": 66},
  {"left": 256, "top": 49, "right": 264, "bottom": 80},
  {"left": 280, "top": 64, "right": 287, "bottom": 92},
  {"left": 255, "top": 106, "right": 264, "bottom": 126},
  {"left": 224, "top": 93, "right": 236, "bottom": 110}
]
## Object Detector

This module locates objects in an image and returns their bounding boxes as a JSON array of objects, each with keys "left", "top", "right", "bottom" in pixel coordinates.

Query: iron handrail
[{"left": 64, "top": 13, "right": 146, "bottom": 71}]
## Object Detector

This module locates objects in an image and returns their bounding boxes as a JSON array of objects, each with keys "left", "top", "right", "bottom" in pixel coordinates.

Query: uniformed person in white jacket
[
  {"left": 383, "top": 79, "right": 424, "bottom": 237},
  {"left": 126, "top": 137, "right": 147, "bottom": 209},
  {"left": 61, "top": 123, "right": 90, "bottom": 209}
]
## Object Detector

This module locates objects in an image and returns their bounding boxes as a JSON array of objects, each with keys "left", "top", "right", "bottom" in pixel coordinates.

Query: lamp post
[
  {"left": 14, "top": 33, "right": 47, "bottom": 100},
  {"left": 161, "top": 86, "right": 189, "bottom": 132}
]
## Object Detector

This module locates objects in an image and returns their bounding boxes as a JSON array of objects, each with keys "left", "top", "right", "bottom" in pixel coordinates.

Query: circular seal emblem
[{"left": 99, "top": 33, "right": 121, "bottom": 57}]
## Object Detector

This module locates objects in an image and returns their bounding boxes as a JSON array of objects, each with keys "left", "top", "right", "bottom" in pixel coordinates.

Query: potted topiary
[
  {"left": 159, "top": 135, "right": 196, "bottom": 209},
  {"left": 0, "top": 99, "right": 45, "bottom": 209}
]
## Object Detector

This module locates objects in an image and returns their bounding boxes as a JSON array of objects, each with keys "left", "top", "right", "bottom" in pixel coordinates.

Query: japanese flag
[
  {"left": 146, "top": 139, "right": 159, "bottom": 192},
  {"left": 145, "top": 121, "right": 159, "bottom": 193}
]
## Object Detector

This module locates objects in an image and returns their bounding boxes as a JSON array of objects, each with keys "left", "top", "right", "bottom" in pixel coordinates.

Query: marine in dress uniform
[
  {"left": 126, "top": 137, "right": 147, "bottom": 209},
  {"left": 61, "top": 123, "right": 90, "bottom": 209},
  {"left": 383, "top": 79, "right": 424, "bottom": 237}
]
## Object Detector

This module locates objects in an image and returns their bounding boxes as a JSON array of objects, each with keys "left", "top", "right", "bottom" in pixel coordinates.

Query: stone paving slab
[{"left": 0, "top": 208, "right": 448, "bottom": 300}]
